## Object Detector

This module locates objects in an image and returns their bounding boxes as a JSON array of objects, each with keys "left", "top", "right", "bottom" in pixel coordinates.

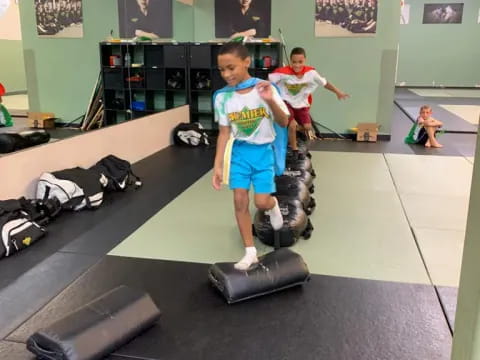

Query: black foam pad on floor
[
  {"left": 9, "top": 256, "right": 452, "bottom": 360},
  {"left": 208, "top": 248, "right": 310, "bottom": 303},
  {"left": 26, "top": 286, "right": 161, "bottom": 360}
]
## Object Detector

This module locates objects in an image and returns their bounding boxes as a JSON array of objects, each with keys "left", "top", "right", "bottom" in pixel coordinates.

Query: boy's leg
[
  {"left": 251, "top": 145, "right": 283, "bottom": 231},
  {"left": 233, "top": 189, "right": 254, "bottom": 248},
  {"left": 255, "top": 194, "right": 283, "bottom": 230},
  {"left": 286, "top": 103, "right": 298, "bottom": 150},
  {"left": 425, "top": 125, "right": 443, "bottom": 148},
  {"left": 229, "top": 143, "right": 258, "bottom": 270},
  {"left": 233, "top": 189, "right": 258, "bottom": 270},
  {"left": 296, "top": 108, "right": 316, "bottom": 140},
  {"left": 289, "top": 120, "right": 298, "bottom": 151}
]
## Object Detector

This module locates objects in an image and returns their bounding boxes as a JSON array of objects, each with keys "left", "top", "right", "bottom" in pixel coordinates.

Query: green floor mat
[{"left": 111, "top": 151, "right": 430, "bottom": 285}]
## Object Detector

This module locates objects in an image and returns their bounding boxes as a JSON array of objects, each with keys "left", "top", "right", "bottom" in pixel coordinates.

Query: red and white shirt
[{"left": 269, "top": 66, "right": 327, "bottom": 109}]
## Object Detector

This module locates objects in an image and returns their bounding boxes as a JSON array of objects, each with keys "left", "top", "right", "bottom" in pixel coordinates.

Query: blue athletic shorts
[{"left": 229, "top": 141, "right": 276, "bottom": 194}]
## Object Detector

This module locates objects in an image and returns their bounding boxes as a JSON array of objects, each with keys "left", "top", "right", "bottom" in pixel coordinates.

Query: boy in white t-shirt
[
  {"left": 212, "top": 42, "right": 290, "bottom": 270},
  {"left": 269, "top": 47, "right": 349, "bottom": 152}
]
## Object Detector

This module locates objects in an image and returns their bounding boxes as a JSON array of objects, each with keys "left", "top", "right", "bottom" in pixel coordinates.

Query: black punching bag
[
  {"left": 285, "top": 152, "right": 315, "bottom": 177},
  {"left": 274, "top": 176, "right": 316, "bottom": 215},
  {"left": 283, "top": 168, "right": 314, "bottom": 193},
  {"left": 253, "top": 196, "right": 314, "bottom": 248}
]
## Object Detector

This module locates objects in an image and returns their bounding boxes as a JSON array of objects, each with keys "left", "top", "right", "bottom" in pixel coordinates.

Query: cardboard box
[
  {"left": 28, "top": 112, "right": 56, "bottom": 129},
  {"left": 356, "top": 123, "right": 379, "bottom": 142}
]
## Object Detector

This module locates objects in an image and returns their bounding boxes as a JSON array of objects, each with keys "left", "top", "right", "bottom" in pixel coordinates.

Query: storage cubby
[
  {"left": 105, "top": 110, "right": 128, "bottom": 126},
  {"left": 104, "top": 90, "right": 125, "bottom": 110},
  {"left": 166, "top": 69, "right": 186, "bottom": 90},
  {"left": 146, "top": 91, "right": 166, "bottom": 112},
  {"left": 100, "top": 41, "right": 282, "bottom": 127},
  {"left": 124, "top": 68, "right": 145, "bottom": 89},
  {"left": 145, "top": 45, "right": 163, "bottom": 67},
  {"left": 145, "top": 69, "right": 165, "bottom": 90},
  {"left": 103, "top": 68, "right": 123, "bottom": 90}
]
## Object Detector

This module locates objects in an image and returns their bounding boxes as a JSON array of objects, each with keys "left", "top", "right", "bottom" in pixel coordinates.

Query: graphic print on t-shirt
[
  {"left": 285, "top": 83, "right": 308, "bottom": 96},
  {"left": 227, "top": 106, "right": 270, "bottom": 136}
]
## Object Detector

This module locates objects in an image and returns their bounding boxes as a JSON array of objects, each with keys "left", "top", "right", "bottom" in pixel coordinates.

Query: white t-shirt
[
  {"left": 214, "top": 86, "right": 290, "bottom": 145},
  {"left": 269, "top": 69, "right": 327, "bottom": 109}
]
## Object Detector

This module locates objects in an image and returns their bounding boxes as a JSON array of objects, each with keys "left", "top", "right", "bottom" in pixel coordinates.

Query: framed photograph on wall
[
  {"left": 215, "top": 0, "right": 272, "bottom": 39},
  {"left": 118, "top": 0, "right": 173, "bottom": 39},
  {"left": 315, "top": 0, "right": 378, "bottom": 38},
  {"left": 422, "top": 3, "right": 464, "bottom": 24},
  {"left": 35, "top": 0, "right": 84, "bottom": 38}
]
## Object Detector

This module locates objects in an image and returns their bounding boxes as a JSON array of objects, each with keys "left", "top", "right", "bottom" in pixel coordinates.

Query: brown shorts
[{"left": 286, "top": 103, "right": 311, "bottom": 126}]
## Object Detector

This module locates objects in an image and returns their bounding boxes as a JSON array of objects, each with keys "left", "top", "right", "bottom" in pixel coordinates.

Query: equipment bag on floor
[
  {"left": 0, "top": 199, "right": 46, "bottom": 259},
  {"left": 27, "top": 285, "right": 161, "bottom": 360},
  {"left": 173, "top": 122, "right": 210, "bottom": 147},
  {"left": 90, "top": 155, "right": 142, "bottom": 192},
  {"left": 36, "top": 167, "right": 105, "bottom": 211}
]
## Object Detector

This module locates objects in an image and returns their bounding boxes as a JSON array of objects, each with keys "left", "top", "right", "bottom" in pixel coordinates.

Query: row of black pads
[{"left": 26, "top": 140, "right": 316, "bottom": 360}]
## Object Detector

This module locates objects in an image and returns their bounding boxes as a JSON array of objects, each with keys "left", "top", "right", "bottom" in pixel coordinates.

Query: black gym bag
[
  {"left": 90, "top": 155, "right": 142, "bottom": 192},
  {"left": 0, "top": 199, "right": 46, "bottom": 259}
]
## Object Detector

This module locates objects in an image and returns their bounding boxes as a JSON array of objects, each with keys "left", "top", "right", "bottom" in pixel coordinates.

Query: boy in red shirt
[{"left": 269, "top": 47, "right": 349, "bottom": 151}]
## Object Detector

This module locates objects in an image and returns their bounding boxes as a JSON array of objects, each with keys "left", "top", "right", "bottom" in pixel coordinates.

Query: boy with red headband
[{"left": 269, "top": 47, "right": 349, "bottom": 152}]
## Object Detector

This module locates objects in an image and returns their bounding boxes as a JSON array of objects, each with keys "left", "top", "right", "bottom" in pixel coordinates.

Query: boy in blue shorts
[{"left": 212, "top": 42, "right": 290, "bottom": 270}]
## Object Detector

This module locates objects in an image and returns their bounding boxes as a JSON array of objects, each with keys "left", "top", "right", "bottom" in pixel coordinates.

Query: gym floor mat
[
  {"left": 111, "top": 152, "right": 430, "bottom": 285},
  {"left": 439, "top": 104, "right": 480, "bottom": 125},
  {"left": 394, "top": 99, "right": 477, "bottom": 134},
  {"left": 437, "top": 286, "right": 458, "bottom": 332},
  {"left": 408, "top": 89, "right": 452, "bottom": 98},
  {"left": 412, "top": 228, "right": 465, "bottom": 287},
  {"left": 7, "top": 256, "right": 453, "bottom": 360},
  {"left": 385, "top": 154, "right": 472, "bottom": 232}
]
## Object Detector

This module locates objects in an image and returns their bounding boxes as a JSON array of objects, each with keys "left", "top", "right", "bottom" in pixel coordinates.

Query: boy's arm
[
  {"left": 268, "top": 72, "right": 283, "bottom": 86},
  {"left": 324, "top": 81, "right": 349, "bottom": 100},
  {"left": 212, "top": 126, "right": 230, "bottom": 190},
  {"left": 257, "top": 82, "right": 289, "bottom": 127},
  {"left": 212, "top": 93, "right": 231, "bottom": 189},
  {"left": 425, "top": 117, "right": 443, "bottom": 127}
]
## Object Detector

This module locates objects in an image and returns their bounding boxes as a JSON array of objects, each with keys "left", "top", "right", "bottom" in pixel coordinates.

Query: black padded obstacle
[
  {"left": 208, "top": 248, "right": 310, "bottom": 304},
  {"left": 275, "top": 175, "right": 316, "bottom": 215},
  {"left": 286, "top": 152, "right": 315, "bottom": 177},
  {"left": 0, "top": 131, "right": 50, "bottom": 153},
  {"left": 287, "top": 144, "right": 311, "bottom": 159},
  {"left": 253, "top": 196, "right": 313, "bottom": 248},
  {"left": 283, "top": 168, "right": 314, "bottom": 193},
  {"left": 26, "top": 285, "right": 161, "bottom": 360}
]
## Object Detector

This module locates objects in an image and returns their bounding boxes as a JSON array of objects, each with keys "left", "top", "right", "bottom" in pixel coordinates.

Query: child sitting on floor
[{"left": 405, "top": 105, "right": 443, "bottom": 148}]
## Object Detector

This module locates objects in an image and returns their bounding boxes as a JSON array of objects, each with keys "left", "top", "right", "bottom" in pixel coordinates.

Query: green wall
[
  {"left": 19, "top": 0, "right": 194, "bottom": 122},
  {"left": 195, "top": 0, "right": 400, "bottom": 134},
  {"left": 20, "top": 0, "right": 397, "bottom": 133},
  {"left": 397, "top": 0, "right": 480, "bottom": 87},
  {"left": 0, "top": 40, "right": 27, "bottom": 93}
]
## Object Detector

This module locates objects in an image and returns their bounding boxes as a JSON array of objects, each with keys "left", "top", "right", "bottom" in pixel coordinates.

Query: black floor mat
[{"left": 8, "top": 256, "right": 452, "bottom": 360}]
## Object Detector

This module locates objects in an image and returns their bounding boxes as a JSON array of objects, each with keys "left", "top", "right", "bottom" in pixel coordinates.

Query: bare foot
[
  {"left": 425, "top": 142, "right": 431, "bottom": 148},
  {"left": 431, "top": 142, "right": 443, "bottom": 148}
]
